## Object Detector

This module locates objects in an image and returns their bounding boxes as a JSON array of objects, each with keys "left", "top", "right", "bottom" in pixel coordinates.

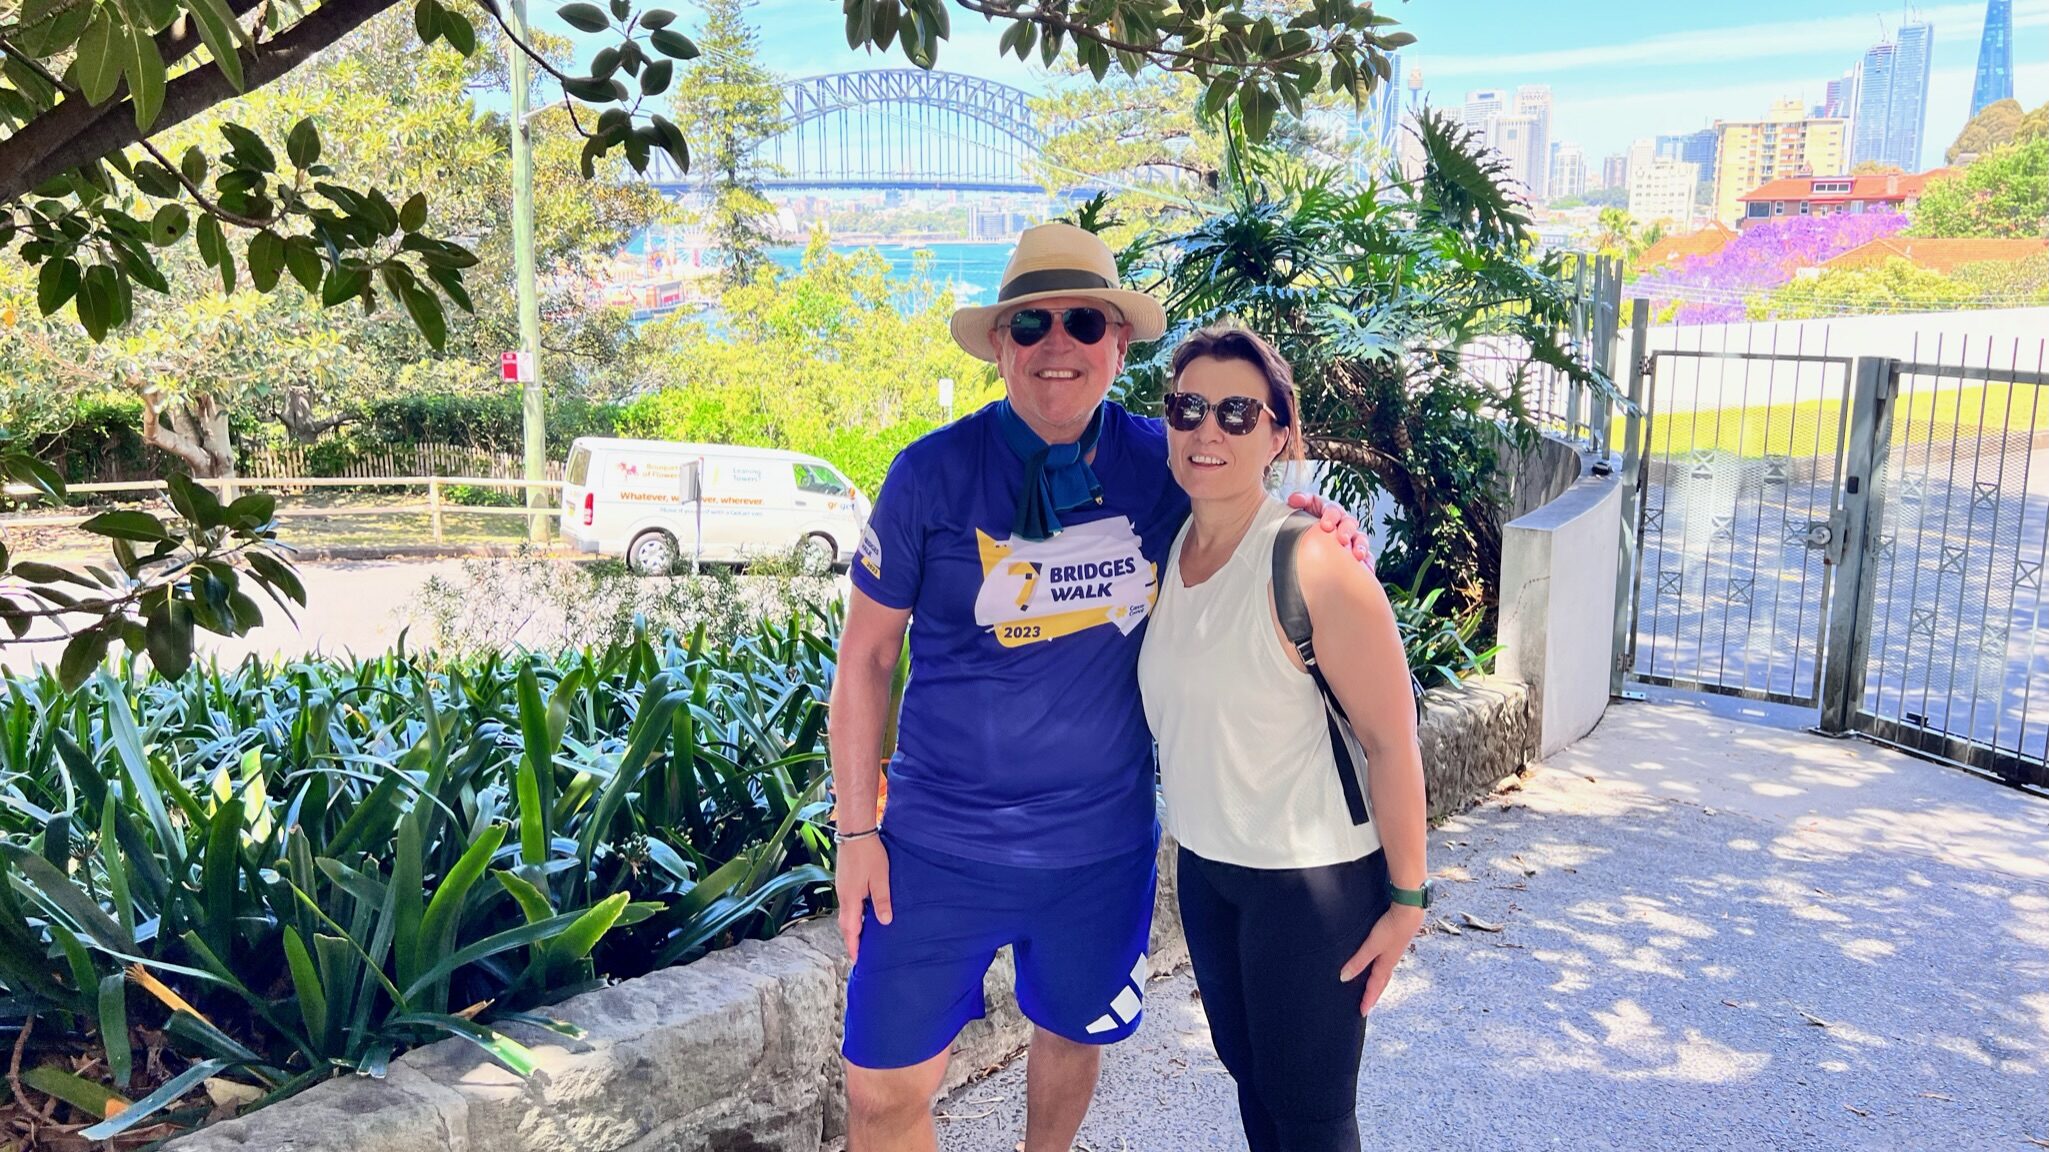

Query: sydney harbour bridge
[{"left": 641, "top": 68, "right": 1059, "bottom": 195}]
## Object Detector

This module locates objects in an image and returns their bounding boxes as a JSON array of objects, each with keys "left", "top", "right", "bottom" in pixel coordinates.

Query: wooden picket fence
[{"left": 242, "top": 442, "right": 565, "bottom": 482}]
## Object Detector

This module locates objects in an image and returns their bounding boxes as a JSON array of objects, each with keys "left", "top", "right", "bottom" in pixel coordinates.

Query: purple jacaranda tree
[{"left": 1634, "top": 213, "right": 1910, "bottom": 324}]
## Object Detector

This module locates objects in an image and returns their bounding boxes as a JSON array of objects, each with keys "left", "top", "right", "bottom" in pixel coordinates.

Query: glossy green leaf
[
  {"left": 286, "top": 118, "right": 320, "bottom": 168},
  {"left": 149, "top": 203, "right": 189, "bottom": 246},
  {"left": 121, "top": 21, "right": 167, "bottom": 132},
  {"left": 187, "top": 0, "right": 248, "bottom": 91},
  {"left": 75, "top": 12, "right": 123, "bottom": 104},
  {"left": 78, "top": 510, "right": 170, "bottom": 542},
  {"left": 557, "top": 2, "right": 609, "bottom": 31},
  {"left": 649, "top": 27, "right": 698, "bottom": 59}
]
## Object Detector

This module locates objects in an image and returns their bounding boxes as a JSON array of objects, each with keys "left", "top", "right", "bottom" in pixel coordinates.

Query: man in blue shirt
[{"left": 829, "top": 223, "right": 1359, "bottom": 1151}]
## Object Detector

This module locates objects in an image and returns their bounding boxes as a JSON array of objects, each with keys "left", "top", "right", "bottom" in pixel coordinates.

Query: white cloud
[{"left": 1420, "top": 0, "right": 2048, "bottom": 79}]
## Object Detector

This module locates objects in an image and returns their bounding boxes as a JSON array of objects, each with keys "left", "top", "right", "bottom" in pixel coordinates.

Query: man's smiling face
[{"left": 993, "top": 294, "right": 1131, "bottom": 444}]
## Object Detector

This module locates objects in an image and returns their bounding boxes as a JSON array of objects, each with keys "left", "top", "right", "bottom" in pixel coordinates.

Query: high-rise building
[
  {"left": 1361, "top": 52, "right": 1404, "bottom": 156},
  {"left": 1889, "top": 23, "right": 1933, "bottom": 170},
  {"left": 1629, "top": 159, "right": 1700, "bottom": 229},
  {"left": 1971, "top": 0, "right": 2015, "bottom": 117},
  {"left": 1626, "top": 138, "right": 1656, "bottom": 189},
  {"left": 1514, "top": 85, "right": 1552, "bottom": 201},
  {"left": 1821, "top": 75, "right": 1852, "bottom": 119},
  {"left": 1462, "top": 89, "right": 1506, "bottom": 140},
  {"left": 1711, "top": 99, "right": 1850, "bottom": 225},
  {"left": 1493, "top": 113, "right": 1545, "bottom": 201},
  {"left": 1601, "top": 154, "right": 1629, "bottom": 190},
  {"left": 1550, "top": 142, "right": 1587, "bottom": 200},
  {"left": 1657, "top": 129, "right": 1718, "bottom": 170},
  {"left": 1850, "top": 23, "right": 1933, "bottom": 171}
]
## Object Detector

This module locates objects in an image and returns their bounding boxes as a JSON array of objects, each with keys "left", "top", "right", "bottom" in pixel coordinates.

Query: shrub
[{"left": 0, "top": 618, "right": 837, "bottom": 1140}]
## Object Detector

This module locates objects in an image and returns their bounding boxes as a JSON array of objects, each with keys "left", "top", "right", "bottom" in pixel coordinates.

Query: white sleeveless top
[{"left": 1138, "top": 498, "right": 1383, "bottom": 869}]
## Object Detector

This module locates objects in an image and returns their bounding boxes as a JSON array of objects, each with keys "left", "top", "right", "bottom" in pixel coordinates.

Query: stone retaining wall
[{"left": 168, "top": 678, "right": 1529, "bottom": 1152}]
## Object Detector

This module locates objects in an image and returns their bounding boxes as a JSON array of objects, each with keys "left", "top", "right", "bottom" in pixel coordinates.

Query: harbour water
[{"left": 619, "top": 230, "right": 1011, "bottom": 314}]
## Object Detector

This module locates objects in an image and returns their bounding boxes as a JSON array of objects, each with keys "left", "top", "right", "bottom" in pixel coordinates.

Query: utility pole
[{"left": 508, "top": 0, "right": 546, "bottom": 544}]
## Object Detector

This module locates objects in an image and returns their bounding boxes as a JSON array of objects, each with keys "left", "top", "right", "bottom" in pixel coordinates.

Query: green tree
[
  {"left": 1028, "top": 43, "right": 1368, "bottom": 229},
  {"left": 0, "top": 0, "right": 1412, "bottom": 348},
  {"left": 1909, "top": 137, "right": 2049, "bottom": 239},
  {"left": 0, "top": 9, "right": 667, "bottom": 475},
  {"left": 617, "top": 231, "right": 999, "bottom": 494},
  {"left": 1747, "top": 257, "right": 1969, "bottom": 320},
  {"left": 1594, "top": 206, "right": 1640, "bottom": 260},
  {"left": 1109, "top": 109, "right": 1611, "bottom": 616},
  {"left": 1948, "top": 97, "right": 2026, "bottom": 163},
  {"left": 669, "top": 0, "right": 783, "bottom": 287}
]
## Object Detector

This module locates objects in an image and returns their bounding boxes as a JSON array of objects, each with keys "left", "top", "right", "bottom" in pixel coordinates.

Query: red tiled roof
[
  {"left": 1822, "top": 237, "right": 2049, "bottom": 275},
  {"left": 1639, "top": 222, "right": 1738, "bottom": 266},
  {"left": 1739, "top": 169, "right": 1956, "bottom": 204}
]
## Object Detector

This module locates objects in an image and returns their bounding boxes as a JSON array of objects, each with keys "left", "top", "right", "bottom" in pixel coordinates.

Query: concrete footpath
[{"left": 935, "top": 694, "right": 2049, "bottom": 1151}]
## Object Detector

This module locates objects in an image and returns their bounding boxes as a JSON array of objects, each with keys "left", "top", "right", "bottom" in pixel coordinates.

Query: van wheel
[
  {"left": 629, "top": 531, "right": 680, "bottom": 576},
  {"left": 799, "top": 533, "right": 837, "bottom": 574}
]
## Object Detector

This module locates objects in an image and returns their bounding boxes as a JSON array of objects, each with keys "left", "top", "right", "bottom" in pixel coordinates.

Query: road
[{"left": 0, "top": 558, "right": 469, "bottom": 675}]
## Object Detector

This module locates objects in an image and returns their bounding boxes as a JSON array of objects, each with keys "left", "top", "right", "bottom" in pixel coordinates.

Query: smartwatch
[{"left": 1388, "top": 880, "right": 1433, "bottom": 909}]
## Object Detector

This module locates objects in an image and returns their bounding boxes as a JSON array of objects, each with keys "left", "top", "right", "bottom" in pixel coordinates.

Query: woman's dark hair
[{"left": 1167, "top": 324, "right": 1307, "bottom": 466}]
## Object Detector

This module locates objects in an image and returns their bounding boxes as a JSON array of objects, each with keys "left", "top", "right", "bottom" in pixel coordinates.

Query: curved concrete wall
[{"left": 1496, "top": 438, "right": 1623, "bottom": 757}]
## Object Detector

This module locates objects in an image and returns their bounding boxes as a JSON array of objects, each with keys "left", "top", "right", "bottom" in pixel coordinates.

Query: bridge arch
[{"left": 645, "top": 69, "right": 1051, "bottom": 193}]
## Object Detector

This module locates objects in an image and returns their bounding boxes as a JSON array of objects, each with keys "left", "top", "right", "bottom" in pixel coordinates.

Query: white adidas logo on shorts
[{"left": 1083, "top": 952, "right": 1150, "bottom": 1034}]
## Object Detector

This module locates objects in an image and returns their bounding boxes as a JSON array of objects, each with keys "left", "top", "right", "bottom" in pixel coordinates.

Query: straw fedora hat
[{"left": 949, "top": 222, "right": 1167, "bottom": 363}]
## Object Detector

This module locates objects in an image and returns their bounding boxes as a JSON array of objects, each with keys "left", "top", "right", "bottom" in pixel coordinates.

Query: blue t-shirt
[{"left": 851, "top": 401, "right": 1188, "bottom": 868}]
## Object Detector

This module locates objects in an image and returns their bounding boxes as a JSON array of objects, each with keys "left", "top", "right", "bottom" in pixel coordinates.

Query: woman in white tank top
[{"left": 1137, "top": 326, "right": 1429, "bottom": 1152}]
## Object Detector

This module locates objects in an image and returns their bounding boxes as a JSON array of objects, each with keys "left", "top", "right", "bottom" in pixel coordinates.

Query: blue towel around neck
[{"left": 994, "top": 399, "right": 1105, "bottom": 541}]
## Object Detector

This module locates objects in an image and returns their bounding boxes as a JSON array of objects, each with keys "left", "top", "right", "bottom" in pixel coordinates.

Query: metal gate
[
  {"left": 1625, "top": 347, "right": 1855, "bottom": 706},
  {"left": 1619, "top": 328, "right": 2049, "bottom": 791},
  {"left": 1826, "top": 352, "right": 2049, "bottom": 789}
]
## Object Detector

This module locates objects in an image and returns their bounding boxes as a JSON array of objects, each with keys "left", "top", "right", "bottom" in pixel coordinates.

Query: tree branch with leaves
[{"left": 3, "top": 0, "right": 1412, "bottom": 348}]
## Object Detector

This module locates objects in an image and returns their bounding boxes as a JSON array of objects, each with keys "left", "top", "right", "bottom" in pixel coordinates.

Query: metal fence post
[
  {"left": 1610, "top": 300, "right": 1650, "bottom": 699},
  {"left": 1564, "top": 259, "right": 1587, "bottom": 438},
  {"left": 1819, "top": 357, "right": 1897, "bottom": 734}
]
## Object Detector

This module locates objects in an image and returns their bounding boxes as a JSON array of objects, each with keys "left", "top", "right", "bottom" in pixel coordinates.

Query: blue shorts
[{"left": 842, "top": 829, "right": 1158, "bottom": 1070}]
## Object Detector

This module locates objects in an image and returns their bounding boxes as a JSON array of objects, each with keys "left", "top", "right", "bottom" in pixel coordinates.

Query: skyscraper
[
  {"left": 1888, "top": 23, "right": 1933, "bottom": 171},
  {"left": 1550, "top": 142, "right": 1588, "bottom": 200},
  {"left": 1971, "top": 0, "right": 2014, "bottom": 117},
  {"left": 1850, "top": 23, "right": 1934, "bottom": 171},
  {"left": 1601, "top": 154, "right": 1629, "bottom": 190},
  {"left": 1656, "top": 129, "right": 1717, "bottom": 170},
  {"left": 1516, "top": 86, "right": 1540, "bottom": 198},
  {"left": 1494, "top": 113, "right": 1546, "bottom": 201},
  {"left": 1360, "top": 52, "right": 1404, "bottom": 157},
  {"left": 1462, "top": 89, "right": 1506, "bottom": 141}
]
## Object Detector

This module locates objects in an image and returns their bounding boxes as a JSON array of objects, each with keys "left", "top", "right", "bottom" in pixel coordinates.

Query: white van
[{"left": 559, "top": 438, "right": 870, "bottom": 574}]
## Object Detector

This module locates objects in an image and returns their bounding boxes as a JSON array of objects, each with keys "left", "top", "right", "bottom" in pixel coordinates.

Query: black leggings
[{"left": 1177, "top": 846, "right": 1392, "bottom": 1152}]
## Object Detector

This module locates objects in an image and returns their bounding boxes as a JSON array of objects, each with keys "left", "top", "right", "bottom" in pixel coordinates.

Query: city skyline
[{"left": 526, "top": 0, "right": 2049, "bottom": 177}]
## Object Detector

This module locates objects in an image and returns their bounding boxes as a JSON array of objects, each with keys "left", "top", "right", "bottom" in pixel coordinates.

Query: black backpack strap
[{"left": 1272, "top": 512, "right": 1370, "bottom": 826}]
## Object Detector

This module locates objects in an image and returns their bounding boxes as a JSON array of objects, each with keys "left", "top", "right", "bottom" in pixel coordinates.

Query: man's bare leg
[
  {"left": 846, "top": 1049, "right": 949, "bottom": 1152},
  {"left": 1022, "top": 1027, "right": 1103, "bottom": 1152}
]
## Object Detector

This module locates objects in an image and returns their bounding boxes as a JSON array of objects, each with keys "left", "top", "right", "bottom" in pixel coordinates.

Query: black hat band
[{"left": 998, "top": 268, "right": 1114, "bottom": 302}]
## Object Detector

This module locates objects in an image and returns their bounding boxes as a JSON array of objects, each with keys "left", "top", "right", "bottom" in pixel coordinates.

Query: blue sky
[{"left": 535, "top": 0, "right": 2049, "bottom": 172}]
